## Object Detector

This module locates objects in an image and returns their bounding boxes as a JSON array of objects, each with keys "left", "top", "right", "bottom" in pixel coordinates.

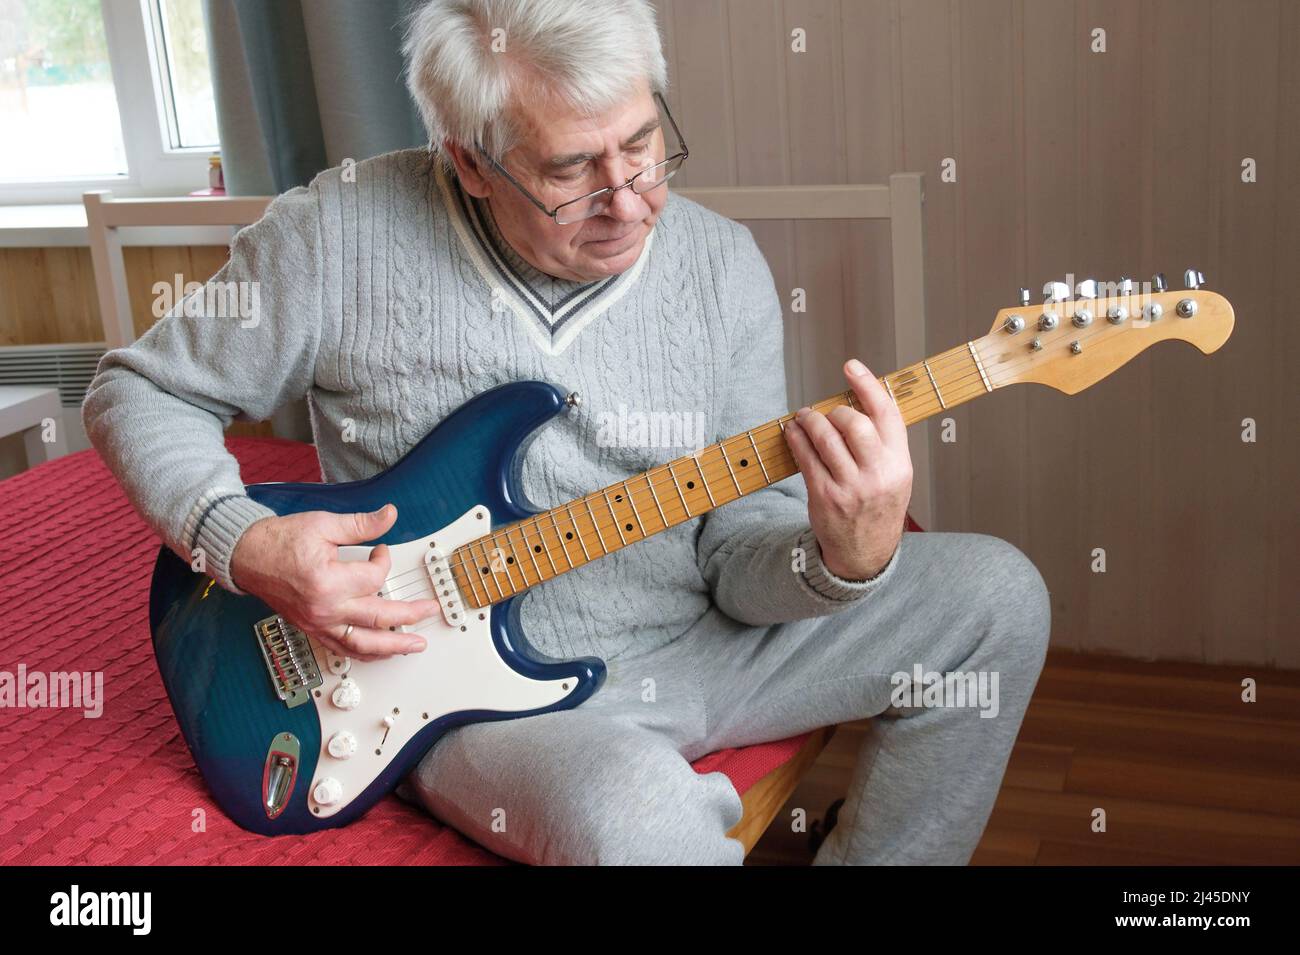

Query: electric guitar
[{"left": 149, "top": 273, "right": 1234, "bottom": 835}]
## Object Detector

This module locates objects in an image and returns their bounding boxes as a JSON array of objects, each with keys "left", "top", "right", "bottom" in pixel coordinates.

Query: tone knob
[
  {"left": 327, "top": 731, "right": 357, "bottom": 759},
  {"left": 332, "top": 678, "right": 361, "bottom": 710},
  {"left": 326, "top": 652, "right": 351, "bottom": 675},
  {"left": 313, "top": 777, "right": 343, "bottom": 806}
]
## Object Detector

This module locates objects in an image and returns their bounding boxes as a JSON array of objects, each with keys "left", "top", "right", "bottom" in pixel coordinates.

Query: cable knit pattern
[{"left": 82, "top": 148, "right": 892, "bottom": 665}]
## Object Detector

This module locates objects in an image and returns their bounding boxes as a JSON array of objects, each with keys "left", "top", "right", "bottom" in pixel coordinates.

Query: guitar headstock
[{"left": 979, "top": 271, "right": 1235, "bottom": 395}]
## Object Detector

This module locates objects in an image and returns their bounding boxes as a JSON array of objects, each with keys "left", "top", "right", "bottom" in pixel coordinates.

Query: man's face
[{"left": 470, "top": 80, "right": 670, "bottom": 282}]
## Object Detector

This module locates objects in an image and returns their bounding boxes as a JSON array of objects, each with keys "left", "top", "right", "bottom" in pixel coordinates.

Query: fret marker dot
[
  {"left": 687, "top": 481, "right": 695, "bottom": 489},
  {"left": 534, "top": 545, "right": 542, "bottom": 553}
]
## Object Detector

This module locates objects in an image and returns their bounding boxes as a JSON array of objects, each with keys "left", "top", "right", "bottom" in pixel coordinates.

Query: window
[
  {"left": 0, "top": 0, "right": 219, "bottom": 203},
  {"left": 146, "top": 0, "right": 218, "bottom": 150}
]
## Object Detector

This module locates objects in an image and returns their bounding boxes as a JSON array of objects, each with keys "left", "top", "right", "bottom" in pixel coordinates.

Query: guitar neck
[{"left": 451, "top": 336, "right": 999, "bottom": 609}]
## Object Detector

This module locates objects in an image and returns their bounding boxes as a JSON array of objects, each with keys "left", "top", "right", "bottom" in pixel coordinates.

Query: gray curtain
[{"left": 203, "top": 0, "right": 428, "bottom": 196}]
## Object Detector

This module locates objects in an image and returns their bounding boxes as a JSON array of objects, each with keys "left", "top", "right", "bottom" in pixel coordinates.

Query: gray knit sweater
[{"left": 83, "top": 148, "right": 897, "bottom": 662}]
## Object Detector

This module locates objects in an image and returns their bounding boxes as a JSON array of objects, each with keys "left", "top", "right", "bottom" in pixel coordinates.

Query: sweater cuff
[
  {"left": 181, "top": 489, "right": 278, "bottom": 595},
  {"left": 797, "top": 526, "right": 900, "bottom": 603}
]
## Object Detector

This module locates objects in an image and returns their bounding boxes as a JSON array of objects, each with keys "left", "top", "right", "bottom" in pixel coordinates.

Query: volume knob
[
  {"left": 327, "top": 731, "right": 358, "bottom": 759},
  {"left": 313, "top": 777, "right": 343, "bottom": 806},
  {"left": 332, "top": 678, "right": 361, "bottom": 710}
]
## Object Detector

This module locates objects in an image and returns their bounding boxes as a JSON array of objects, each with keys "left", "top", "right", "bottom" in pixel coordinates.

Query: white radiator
[
  {"left": 0, "top": 342, "right": 106, "bottom": 458},
  {"left": 0, "top": 343, "right": 106, "bottom": 408}
]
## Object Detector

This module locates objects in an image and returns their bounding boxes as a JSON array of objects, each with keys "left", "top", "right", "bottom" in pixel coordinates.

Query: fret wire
[
  {"left": 582, "top": 497, "right": 609, "bottom": 553},
  {"left": 746, "top": 429, "right": 771, "bottom": 484},
  {"left": 492, "top": 532, "right": 524, "bottom": 594},
  {"left": 601, "top": 489, "right": 627, "bottom": 545},
  {"left": 455, "top": 545, "right": 486, "bottom": 608},
  {"left": 644, "top": 470, "right": 670, "bottom": 527},
  {"left": 622, "top": 479, "right": 648, "bottom": 536},
  {"left": 548, "top": 510, "right": 576, "bottom": 569},
  {"left": 501, "top": 530, "right": 529, "bottom": 592},
  {"left": 921, "top": 359, "right": 946, "bottom": 409},
  {"left": 515, "top": 523, "right": 544, "bottom": 584},
  {"left": 666, "top": 460, "right": 692, "bottom": 518},
  {"left": 717, "top": 439, "right": 743, "bottom": 496},
  {"left": 565, "top": 503, "right": 593, "bottom": 561},
  {"left": 691, "top": 452, "right": 716, "bottom": 507},
  {"left": 532, "top": 515, "right": 560, "bottom": 575},
  {"left": 502, "top": 527, "right": 533, "bottom": 590},
  {"left": 474, "top": 539, "right": 506, "bottom": 601}
]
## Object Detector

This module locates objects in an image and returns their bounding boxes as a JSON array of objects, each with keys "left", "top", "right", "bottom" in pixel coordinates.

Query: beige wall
[{"left": 656, "top": 0, "right": 1299, "bottom": 667}]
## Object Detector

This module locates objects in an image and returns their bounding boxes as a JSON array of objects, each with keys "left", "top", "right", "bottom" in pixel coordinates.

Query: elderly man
[{"left": 84, "top": 0, "right": 1049, "bottom": 865}]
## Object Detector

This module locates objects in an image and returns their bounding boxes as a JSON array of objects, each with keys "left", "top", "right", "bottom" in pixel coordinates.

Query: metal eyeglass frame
[{"left": 476, "top": 91, "right": 689, "bottom": 225}]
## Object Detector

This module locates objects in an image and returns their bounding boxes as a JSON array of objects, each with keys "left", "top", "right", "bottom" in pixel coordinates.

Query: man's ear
[{"left": 444, "top": 141, "right": 492, "bottom": 198}]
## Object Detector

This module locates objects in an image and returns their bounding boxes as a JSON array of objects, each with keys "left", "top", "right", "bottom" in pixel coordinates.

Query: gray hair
[{"left": 403, "top": 0, "right": 669, "bottom": 169}]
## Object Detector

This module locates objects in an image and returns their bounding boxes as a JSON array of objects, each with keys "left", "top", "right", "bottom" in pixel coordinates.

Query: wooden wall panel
[{"left": 653, "top": 0, "right": 1295, "bottom": 665}]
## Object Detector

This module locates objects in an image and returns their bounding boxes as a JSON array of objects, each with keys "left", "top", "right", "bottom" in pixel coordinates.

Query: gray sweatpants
[{"left": 405, "top": 531, "right": 1051, "bottom": 864}]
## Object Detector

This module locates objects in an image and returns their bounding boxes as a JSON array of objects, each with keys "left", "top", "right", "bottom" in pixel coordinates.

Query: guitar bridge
[{"left": 254, "top": 615, "right": 322, "bottom": 708}]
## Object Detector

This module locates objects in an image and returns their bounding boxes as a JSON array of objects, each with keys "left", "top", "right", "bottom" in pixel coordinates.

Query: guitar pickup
[
  {"left": 425, "top": 548, "right": 466, "bottom": 627},
  {"left": 254, "top": 615, "right": 323, "bottom": 708}
]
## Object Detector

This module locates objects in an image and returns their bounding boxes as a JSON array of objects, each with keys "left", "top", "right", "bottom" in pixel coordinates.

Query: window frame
[{"left": 0, "top": 0, "right": 217, "bottom": 205}]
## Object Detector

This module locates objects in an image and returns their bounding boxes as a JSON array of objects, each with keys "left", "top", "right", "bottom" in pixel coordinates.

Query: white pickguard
[{"left": 304, "top": 505, "right": 576, "bottom": 819}]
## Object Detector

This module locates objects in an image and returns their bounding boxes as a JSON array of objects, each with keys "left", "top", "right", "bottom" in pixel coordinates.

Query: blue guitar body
[{"left": 149, "top": 381, "right": 606, "bottom": 835}]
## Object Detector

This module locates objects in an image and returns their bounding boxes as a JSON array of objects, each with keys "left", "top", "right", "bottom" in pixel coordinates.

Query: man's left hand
[{"left": 784, "top": 358, "right": 914, "bottom": 581}]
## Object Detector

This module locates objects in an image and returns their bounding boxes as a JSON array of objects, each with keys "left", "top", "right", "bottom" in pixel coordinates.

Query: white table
[{"left": 0, "top": 386, "right": 69, "bottom": 468}]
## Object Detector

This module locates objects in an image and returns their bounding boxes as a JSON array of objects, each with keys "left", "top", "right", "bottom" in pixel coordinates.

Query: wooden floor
[{"left": 747, "top": 650, "right": 1300, "bottom": 865}]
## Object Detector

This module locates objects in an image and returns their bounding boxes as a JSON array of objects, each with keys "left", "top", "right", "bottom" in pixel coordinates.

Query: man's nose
[
  {"left": 595, "top": 158, "right": 649, "bottom": 221},
  {"left": 603, "top": 181, "right": 648, "bottom": 221}
]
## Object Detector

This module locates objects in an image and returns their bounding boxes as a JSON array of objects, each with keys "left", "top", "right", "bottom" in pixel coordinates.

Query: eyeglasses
[{"left": 477, "top": 91, "right": 689, "bottom": 226}]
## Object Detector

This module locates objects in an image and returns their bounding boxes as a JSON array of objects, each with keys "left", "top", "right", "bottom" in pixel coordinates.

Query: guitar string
[
  {"left": 382, "top": 312, "right": 1157, "bottom": 606},
  {"left": 370, "top": 343, "right": 977, "bottom": 602},
  {"left": 374, "top": 312, "right": 1173, "bottom": 607},
  {"left": 381, "top": 341, "right": 985, "bottom": 603}
]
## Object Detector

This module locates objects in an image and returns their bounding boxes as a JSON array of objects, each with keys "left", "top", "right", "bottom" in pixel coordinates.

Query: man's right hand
[{"left": 230, "top": 504, "right": 440, "bottom": 661}]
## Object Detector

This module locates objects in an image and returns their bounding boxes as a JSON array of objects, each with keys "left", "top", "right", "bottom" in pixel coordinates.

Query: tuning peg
[
  {"left": 1118, "top": 276, "right": 1133, "bottom": 296},
  {"left": 1183, "top": 268, "right": 1205, "bottom": 290},
  {"left": 1075, "top": 278, "right": 1098, "bottom": 299},
  {"left": 1017, "top": 287, "right": 1031, "bottom": 307},
  {"left": 1043, "top": 280, "right": 1069, "bottom": 303},
  {"left": 1152, "top": 272, "right": 1168, "bottom": 292}
]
